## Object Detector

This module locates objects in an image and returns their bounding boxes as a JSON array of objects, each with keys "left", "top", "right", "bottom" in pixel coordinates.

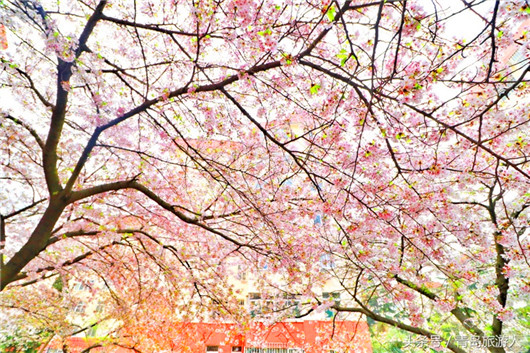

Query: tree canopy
[{"left": 1, "top": 0, "right": 529, "bottom": 352}]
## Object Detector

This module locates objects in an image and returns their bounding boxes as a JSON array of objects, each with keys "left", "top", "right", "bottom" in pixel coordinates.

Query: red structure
[
  {"left": 0, "top": 24, "right": 7, "bottom": 50},
  {"left": 44, "top": 320, "right": 372, "bottom": 353}
]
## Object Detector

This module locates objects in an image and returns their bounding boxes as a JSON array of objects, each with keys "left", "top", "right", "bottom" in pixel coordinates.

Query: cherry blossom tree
[{"left": 1, "top": 0, "right": 529, "bottom": 352}]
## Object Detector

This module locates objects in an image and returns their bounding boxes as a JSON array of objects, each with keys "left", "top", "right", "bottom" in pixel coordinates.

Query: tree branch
[
  {"left": 69, "top": 180, "right": 250, "bottom": 249},
  {"left": 43, "top": 0, "right": 107, "bottom": 194},
  {"left": 334, "top": 304, "right": 467, "bottom": 353},
  {"left": 4, "top": 114, "right": 45, "bottom": 150}
]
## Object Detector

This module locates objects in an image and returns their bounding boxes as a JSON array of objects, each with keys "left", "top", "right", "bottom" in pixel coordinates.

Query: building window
[
  {"left": 249, "top": 300, "right": 261, "bottom": 318},
  {"left": 206, "top": 346, "right": 219, "bottom": 352},
  {"left": 237, "top": 264, "right": 247, "bottom": 280},
  {"left": 319, "top": 253, "right": 335, "bottom": 270},
  {"left": 285, "top": 298, "right": 301, "bottom": 317},
  {"left": 508, "top": 48, "right": 527, "bottom": 67},
  {"left": 322, "top": 292, "right": 340, "bottom": 318},
  {"left": 73, "top": 302, "right": 86, "bottom": 313},
  {"left": 248, "top": 293, "right": 261, "bottom": 318},
  {"left": 263, "top": 300, "right": 274, "bottom": 314},
  {"left": 86, "top": 326, "right": 98, "bottom": 337},
  {"left": 73, "top": 282, "right": 87, "bottom": 291},
  {"left": 73, "top": 280, "right": 94, "bottom": 291},
  {"left": 248, "top": 293, "right": 261, "bottom": 300},
  {"left": 248, "top": 293, "right": 301, "bottom": 318}
]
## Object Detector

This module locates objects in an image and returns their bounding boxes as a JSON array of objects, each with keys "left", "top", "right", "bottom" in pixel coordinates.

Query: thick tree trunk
[{"left": 0, "top": 195, "right": 68, "bottom": 290}]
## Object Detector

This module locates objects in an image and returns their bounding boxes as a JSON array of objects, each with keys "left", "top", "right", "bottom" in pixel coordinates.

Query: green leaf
[
  {"left": 257, "top": 28, "right": 271, "bottom": 36},
  {"left": 326, "top": 5, "right": 336, "bottom": 21},
  {"left": 336, "top": 49, "right": 350, "bottom": 66},
  {"left": 52, "top": 276, "right": 64, "bottom": 292},
  {"left": 310, "top": 83, "right": 321, "bottom": 94},
  {"left": 497, "top": 30, "right": 504, "bottom": 38}
]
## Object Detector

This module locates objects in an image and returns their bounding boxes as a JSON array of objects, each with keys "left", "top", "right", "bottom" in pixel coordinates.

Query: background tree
[{"left": 1, "top": 0, "right": 529, "bottom": 352}]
